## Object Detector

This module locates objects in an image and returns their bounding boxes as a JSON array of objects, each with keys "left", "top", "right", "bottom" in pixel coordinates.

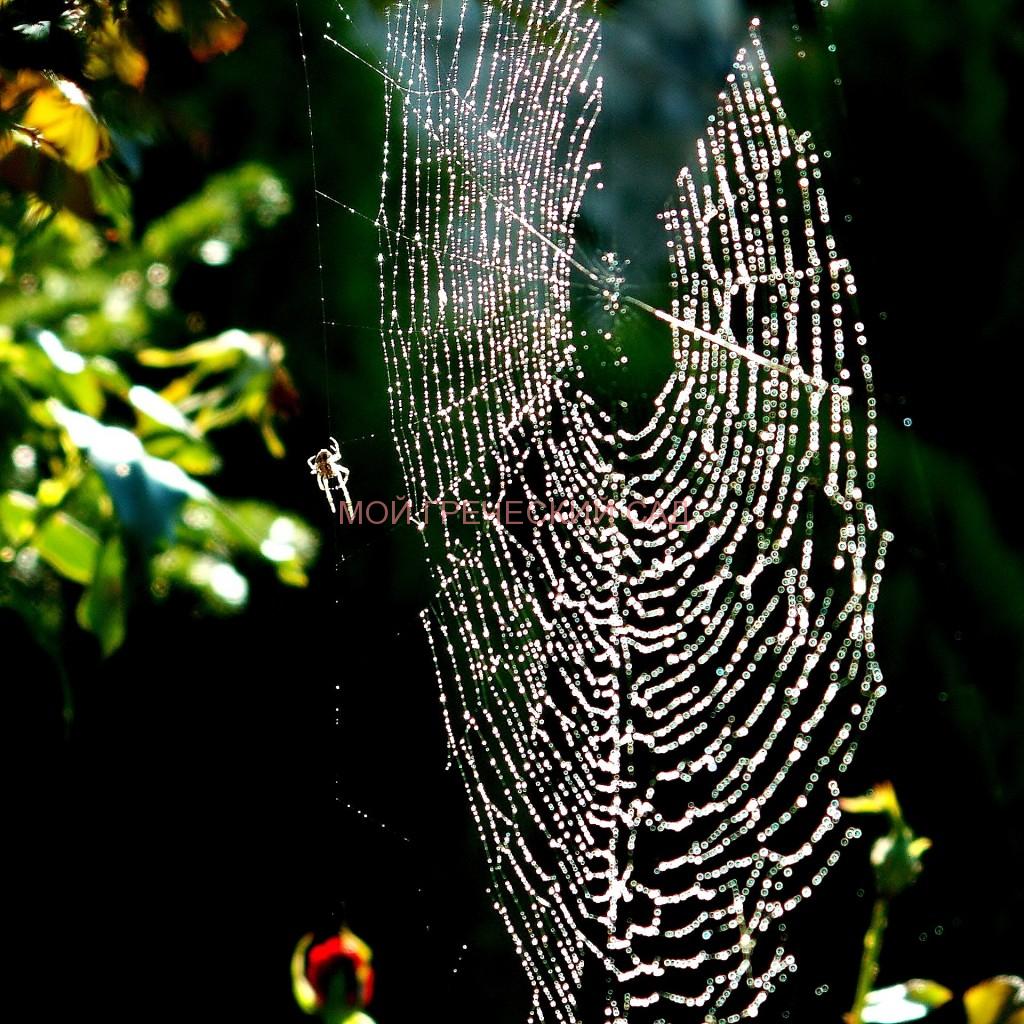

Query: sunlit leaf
[
  {"left": 2, "top": 330, "right": 64, "bottom": 392},
  {"left": 9, "top": 71, "right": 112, "bottom": 173},
  {"left": 840, "top": 781, "right": 902, "bottom": 820},
  {"left": 137, "top": 328, "right": 261, "bottom": 370},
  {"left": 276, "top": 562, "right": 309, "bottom": 587},
  {"left": 50, "top": 401, "right": 208, "bottom": 545},
  {"left": 2, "top": 327, "right": 107, "bottom": 417},
  {"left": 139, "top": 329, "right": 295, "bottom": 456},
  {"left": 0, "top": 490, "right": 38, "bottom": 544},
  {"left": 37, "top": 476, "right": 69, "bottom": 508},
  {"left": 129, "top": 384, "right": 196, "bottom": 435},
  {"left": 965, "top": 977, "right": 1024, "bottom": 1024},
  {"left": 76, "top": 534, "right": 126, "bottom": 655},
  {"left": 907, "top": 837, "right": 932, "bottom": 859},
  {"left": 35, "top": 510, "right": 99, "bottom": 584},
  {"left": 906, "top": 981, "right": 957, "bottom": 1010},
  {"left": 862, "top": 981, "right": 954, "bottom": 1024},
  {"left": 291, "top": 933, "right": 319, "bottom": 1015},
  {"left": 35, "top": 327, "right": 85, "bottom": 375}
]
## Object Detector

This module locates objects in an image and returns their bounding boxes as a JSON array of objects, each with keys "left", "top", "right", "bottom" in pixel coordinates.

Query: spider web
[{"left": 367, "top": 1, "right": 888, "bottom": 1020}]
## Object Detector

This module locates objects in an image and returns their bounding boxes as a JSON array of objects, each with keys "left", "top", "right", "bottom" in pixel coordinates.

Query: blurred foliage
[
  {"left": 843, "top": 782, "right": 934, "bottom": 1023},
  {"left": 843, "top": 784, "right": 1021, "bottom": 1024},
  {"left": 0, "top": 2, "right": 315, "bottom": 689}
]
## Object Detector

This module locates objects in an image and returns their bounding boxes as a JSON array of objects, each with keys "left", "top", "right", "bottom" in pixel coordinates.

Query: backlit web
[{"left": 365, "top": 1, "right": 888, "bottom": 1020}]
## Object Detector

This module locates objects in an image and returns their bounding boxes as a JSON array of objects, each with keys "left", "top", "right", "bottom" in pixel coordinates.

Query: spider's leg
[
  {"left": 324, "top": 487, "right": 336, "bottom": 515},
  {"left": 337, "top": 478, "right": 355, "bottom": 520},
  {"left": 329, "top": 436, "right": 340, "bottom": 455}
]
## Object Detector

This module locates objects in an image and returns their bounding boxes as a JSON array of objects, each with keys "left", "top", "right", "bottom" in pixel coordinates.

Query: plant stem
[{"left": 850, "top": 896, "right": 889, "bottom": 1023}]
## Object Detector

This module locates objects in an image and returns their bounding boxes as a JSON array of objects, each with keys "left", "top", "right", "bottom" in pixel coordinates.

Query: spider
[{"left": 307, "top": 436, "right": 354, "bottom": 518}]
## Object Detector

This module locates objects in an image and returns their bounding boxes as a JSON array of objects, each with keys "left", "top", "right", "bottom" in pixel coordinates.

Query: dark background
[{"left": 15, "top": 0, "right": 1023, "bottom": 1020}]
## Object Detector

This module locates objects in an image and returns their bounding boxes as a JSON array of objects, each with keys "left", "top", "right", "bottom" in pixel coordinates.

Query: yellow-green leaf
[
  {"left": 906, "top": 980, "right": 955, "bottom": 1009},
  {"left": 35, "top": 511, "right": 100, "bottom": 584},
  {"left": 907, "top": 837, "right": 933, "bottom": 859},
  {"left": 965, "top": 978, "right": 1024, "bottom": 1024},
  {"left": 142, "top": 435, "right": 221, "bottom": 475},
  {"left": 0, "top": 490, "right": 38, "bottom": 544},
  {"left": 16, "top": 72, "right": 111, "bottom": 172},
  {"left": 840, "top": 781, "right": 902, "bottom": 820},
  {"left": 291, "top": 933, "right": 318, "bottom": 1015}
]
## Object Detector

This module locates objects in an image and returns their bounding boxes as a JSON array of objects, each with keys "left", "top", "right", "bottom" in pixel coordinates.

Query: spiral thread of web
[{"left": 377, "top": 2, "right": 887, "bottom": 1020}]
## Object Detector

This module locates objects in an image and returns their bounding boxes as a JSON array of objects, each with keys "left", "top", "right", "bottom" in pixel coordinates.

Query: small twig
[{"left": 849, "top": 896, "right": 889, "bottom": 1023}]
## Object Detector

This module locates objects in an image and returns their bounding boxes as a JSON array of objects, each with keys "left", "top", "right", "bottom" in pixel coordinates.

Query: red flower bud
[{"left": 298, "top": 929, "right": 375, "bottom": 1011}]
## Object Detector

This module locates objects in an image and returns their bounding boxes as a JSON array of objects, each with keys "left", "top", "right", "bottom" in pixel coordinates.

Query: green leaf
[
  {"left": 77, "top": 534, "right": 126, "bottom": 655},
  {"left": 0, "top": 490, "right": 38, "bottom": 545},
  {"left": 35, "top": 511, "right": 100, "bottom": 584}
]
